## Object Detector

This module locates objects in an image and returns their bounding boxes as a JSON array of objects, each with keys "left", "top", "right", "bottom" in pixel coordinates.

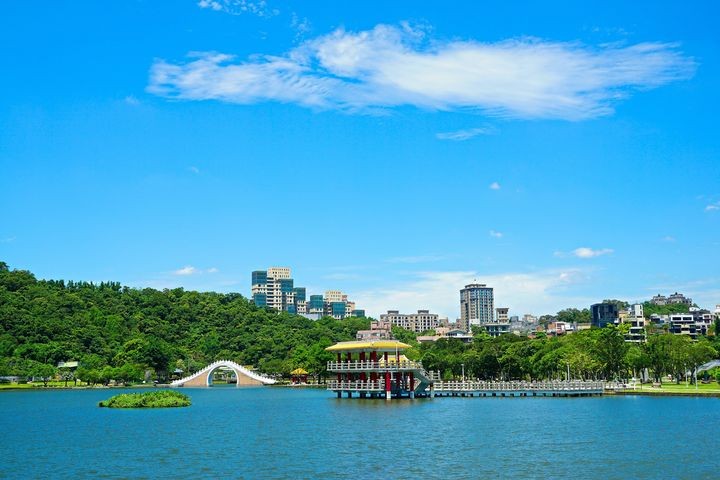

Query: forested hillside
[{"left": 0, "top": 262, "right": 368, "bottom": 381}]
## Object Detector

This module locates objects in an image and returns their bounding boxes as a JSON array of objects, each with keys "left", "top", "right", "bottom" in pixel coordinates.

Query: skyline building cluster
[
  {"left": 250, "top": 266, "right": 717, "bottom": 343},
  {"left": 251, "top": 267, "right": 364, "bottom": 320}
]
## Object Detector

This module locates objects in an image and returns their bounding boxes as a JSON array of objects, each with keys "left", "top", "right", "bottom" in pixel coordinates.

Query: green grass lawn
[{"left": 626, "top": 381, "right": 720, "bottom": 395}]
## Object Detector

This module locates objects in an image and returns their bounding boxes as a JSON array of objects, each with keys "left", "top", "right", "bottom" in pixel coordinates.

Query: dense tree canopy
[
  {"left": 0, "top": 264, "right": 368, "bottom": 381},
  {"left": 0, "top": 263, "right": 717, "bottom": 384}
]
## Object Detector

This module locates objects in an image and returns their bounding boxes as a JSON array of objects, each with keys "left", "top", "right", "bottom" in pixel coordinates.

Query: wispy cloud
[
  {"left": 172, "top": 265, "right": 219, "bottom": 276},
  {"left": 354, "top": 268, "right": 593, "bottom": 318},
  {"left": 189, "top": 166, "right": 200, "bottom": 174},
  {"left": 149, "top": 23, "right": 695, "bottom": 119},
  {"left": 0, "top": 236, "right": 16, "bottom": 244},
  {"left": 173, "top": 266, "right": 199, "bottom": 276},
  {"left": 489, "top": 181, "right": 501, "bottom": 190},
  {"left": 661, "top": 235, "right": 676, "bottom": 242},
  {"left": 555, "top": 247, "right": 614, "bottom": 258},
  {"left": 290, "top": 12, "right": 311, "bottom": 40},
  {"left": 197, "top": 0, "right": 279, "bottom": 17},
  {"left": 489, "top": 230, "right": 503, "bottom": 238},
  {"left": 124, "top": 95, "right": 140, "bottom": 106},
  {"left": 705, "top": 201, "right": 720, "bottom": 212},
  {"left": 436, "top": 125, "right": 497, "bottom": 141},
  {"left": 572, "top": 247, "right": 614, "bottom": 258}
]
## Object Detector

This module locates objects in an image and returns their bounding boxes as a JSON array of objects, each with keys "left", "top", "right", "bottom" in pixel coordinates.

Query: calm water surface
[{"left": 0, "top": 387, "right": 716, "bottom": 479}]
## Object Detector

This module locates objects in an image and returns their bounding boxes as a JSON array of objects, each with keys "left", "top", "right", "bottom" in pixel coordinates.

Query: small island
[{"left": 98, "top": 390, "right": 191, "bottom": 408}]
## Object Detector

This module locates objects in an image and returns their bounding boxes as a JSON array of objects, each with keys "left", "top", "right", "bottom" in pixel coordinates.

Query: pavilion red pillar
[
  {"left": 346, "top": 352, "right": 353, "bottom": 381},
  {"left": 370, "top": 351, "right": 378, "bottom": 383},
  {"left": 359, "top": 352, "right": 366, "bottom": 382},
  {"left": 384, "top": 352, "right": 391, "bottom": 399},
  {"left": 337, "top": 352, "right": 342, "bottom": 383}
]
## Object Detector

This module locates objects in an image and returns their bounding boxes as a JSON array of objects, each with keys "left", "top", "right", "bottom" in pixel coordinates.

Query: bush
[{"left": 98, "top": 390, "right": 191, "bottom": 408}]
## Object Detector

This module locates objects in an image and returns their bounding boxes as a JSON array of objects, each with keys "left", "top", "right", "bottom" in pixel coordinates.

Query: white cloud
[
  {"left": 197, "top": 0, "right": 278, "bottom": 17},
  {"left": 436, "top": 126, "right": 497, "bottom": 141},
  {"left": 489, "top": 230, "right": 503, "bottom": 238},
  {"left": 0, "top": 236, "right": 16, "bottom": 244},
  {"left": 705, "top": 202, "right": 720, "bottom": 212},
  {"left": 189, "top": 166, "right": 200, "bottom": 174},
  {"left": 148, "top": 23, "right": 695, "bottom": 119},
  {"left": 661, "top": 235, "right": 676, "bottom": 242},
  {"left": 489, "top": 181, "right": 501, "bottom": 190},
  {"left": 206, "top": 267, "right": 219, "bottom": 273},
  {"left": 354, "top": 268, "right": 592, "bottom": 319},
  {"left": 291, "top": 12, "right": 311, "bottom": 39},
  {"left": 124, "top": 95, "right": 140, "bottom": 105},
  {"left": 173, "top": 266, "right": 198, "bottom": 276},
  {"left": 570, "top": 247, "right": 614, "bottom": 258}
]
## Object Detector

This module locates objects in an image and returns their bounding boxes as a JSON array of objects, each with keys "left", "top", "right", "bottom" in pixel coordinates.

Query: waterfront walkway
[{"left": 431, "top": 380, "right": 605, "bottom": 397}]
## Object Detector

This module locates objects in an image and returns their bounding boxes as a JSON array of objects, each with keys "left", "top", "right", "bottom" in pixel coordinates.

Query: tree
[
  {"left": 687, "top": 340, "right": 717, "bottom": 384},
  {"left": 594, "top": 326, "right": 628, "bottom": 380},
  {"left": 28, "top": 362, "right": 56, "bottom": 387}
]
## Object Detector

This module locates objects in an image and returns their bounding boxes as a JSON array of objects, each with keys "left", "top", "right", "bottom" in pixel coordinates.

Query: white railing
[
  {"left": 327, "top": 380, "right": 385, "bottom": 391},
  {"left": 433, "top": 380, "right": 604, "bottom": 392},
  {"left": 170, "top": 360, "right": 276, "bottom": 386},
  {"left": 326, "top": 360, "right": 424, "bottom": 371}
]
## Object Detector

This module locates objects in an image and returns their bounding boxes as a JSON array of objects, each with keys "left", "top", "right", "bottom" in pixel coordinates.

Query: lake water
[{"left": 1, "top": 387, "right": 716, "bottom": 479}]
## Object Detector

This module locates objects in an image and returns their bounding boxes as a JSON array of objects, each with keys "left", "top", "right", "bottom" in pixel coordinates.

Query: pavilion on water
[{"left": 325, "top": 340, "right": 432, "bottom": 400}]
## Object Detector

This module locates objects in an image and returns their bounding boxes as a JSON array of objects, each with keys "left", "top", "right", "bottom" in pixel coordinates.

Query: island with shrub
[{"left": 98, "top": 390, "right": 191, "bottom": 408}]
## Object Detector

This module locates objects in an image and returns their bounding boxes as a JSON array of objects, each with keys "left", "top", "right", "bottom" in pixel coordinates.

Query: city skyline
[{"left": 2, "top": 1, "right": 719, "bottom": 319}]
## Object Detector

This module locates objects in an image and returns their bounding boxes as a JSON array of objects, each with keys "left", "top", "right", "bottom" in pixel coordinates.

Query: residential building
[
  {"left": 650, "top": 294, "right": 667, "bottom": 306},
  {"left": 667, "top": 292, "right": 692, "bottom": 305},
  {"left": 251, "top": 267, "right": 304, "bottom": 313},
  {"left": 692, "top": 309, "right": 713, "bottom": 336},
  {"left": 650, "top": 292, "right": 692, "bottom": 306},
  {"left": 460, "top": 283, "right": 494, "bottom": 328},
  {"left": 485, "top": 323, "right": 511, "bottom": 337},
  {"left": 591, "top": 303, "right": 619, "bottom": 328},
  {"left": 496, "top": 307, "right": 509, "bottom": 322},
  {"left": 622, "top": 304, "right": 646, "bottom": 343},
  {"left": 324, "top": 290, "right": 358, "bottom": 320},
  {"left": 356, "top": 320, "right": 393, "bottom": 341},
  {"left": 669, "top": 314, "right": 698, "bottom": 338},
  {"left": 252, "top": 267, "right": 362, "bottom": 319},
  {"left": 380, "top": 309, "right": 442, "bottom": 333}
]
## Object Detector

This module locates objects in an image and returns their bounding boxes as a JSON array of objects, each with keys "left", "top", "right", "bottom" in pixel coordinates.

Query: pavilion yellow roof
[
  {"left": 325, "top": 340, "right": 412, "bottom": 352},
  {"left": 291, "top": 368, "right": 308, "bottom": 375}
]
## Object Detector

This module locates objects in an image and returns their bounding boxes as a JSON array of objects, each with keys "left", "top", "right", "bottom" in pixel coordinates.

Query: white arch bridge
[{"left": 170, "top": 360, "right": 276, "bottom": 387}]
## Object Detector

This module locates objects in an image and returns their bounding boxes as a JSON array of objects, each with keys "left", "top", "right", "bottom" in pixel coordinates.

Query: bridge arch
[{"left": 170, "top": 360, "right": 276, "bottom": 387}]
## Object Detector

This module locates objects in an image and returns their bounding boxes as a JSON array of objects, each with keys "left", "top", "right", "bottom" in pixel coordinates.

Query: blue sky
[{"left": 1, "top": 1, "right": 719, "bottom": 318}]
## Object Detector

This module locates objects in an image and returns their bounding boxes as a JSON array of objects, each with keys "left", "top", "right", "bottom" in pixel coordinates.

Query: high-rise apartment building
[
  {"left": 460, "top": 283, "right": 494, "bottom": 328},
  {"left": 251, "top": 267, "right": 363, "bottom": 319},
  {"left": 251, "top": 267, "right": 304, "bottom": 313}
]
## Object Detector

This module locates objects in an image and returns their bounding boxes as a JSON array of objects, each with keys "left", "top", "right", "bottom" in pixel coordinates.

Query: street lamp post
[
  {"left": 566, "top": 362, "right": 570, "bottom": 382},
  {"left": 461, "top": 363, "right": 465, "bottom": 383}
]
